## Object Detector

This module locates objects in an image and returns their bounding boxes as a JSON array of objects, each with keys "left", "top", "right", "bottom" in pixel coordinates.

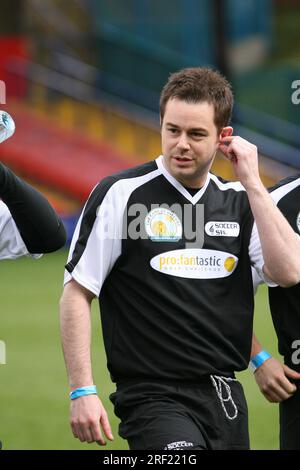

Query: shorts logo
[
  {"left": 145, "top": 208, "right": 182, "bottom": 242},
  {"left": 297, "top": 211, "right": 300, "bottom": 234},
  {"left": 205, "top": 221, "right": 240, "bottom": 237},
  {"left": 164, "top": 440, "right": 194, "bottom": 450},
  {"left": 150, "top": 248, "right": 238, "bottom": 279}
]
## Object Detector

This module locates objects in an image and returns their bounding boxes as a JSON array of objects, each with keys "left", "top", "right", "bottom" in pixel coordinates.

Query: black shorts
[
  {"left": 110, "top": 377, "right": 250, "bottom": 450},
  {"left": 280, "top": 385, "right": 300, "bottom": 450}
]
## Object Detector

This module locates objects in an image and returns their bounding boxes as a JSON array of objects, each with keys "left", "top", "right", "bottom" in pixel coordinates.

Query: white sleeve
[
  {"left": 248, "top": 222, "right": 277, "bottom": 287},
  {"left": 251, "top": 266, "right": 264, "bottom": 294},
  {"left": 64, "top": 170, "right": 161, "bottom": 296},
  {"left": 64, "top": 184, "right": 123, "bottom": 297},
  {"left": 0, "top": 201, "right": 32, "bottom": 260}
]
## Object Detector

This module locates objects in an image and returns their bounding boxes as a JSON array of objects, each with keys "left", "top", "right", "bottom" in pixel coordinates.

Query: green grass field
[{"left": 0, "top": 250, "right": 280, "bottom": 450}]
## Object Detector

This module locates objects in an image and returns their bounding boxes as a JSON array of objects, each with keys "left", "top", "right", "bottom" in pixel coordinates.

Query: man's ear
[{"left": 220, "top": 126, "right": 233, "bottom": 139}]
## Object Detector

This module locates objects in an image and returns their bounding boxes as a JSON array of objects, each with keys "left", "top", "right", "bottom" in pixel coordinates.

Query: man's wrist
[
  {"left": 70, "top": 385, "right": 98, "bottom": 400},
  {"left": 249, "top": 350, "right": 272, "bottom": 373},
  {"left": 243, "top": 179, "right": 265, "bottom": 195}
]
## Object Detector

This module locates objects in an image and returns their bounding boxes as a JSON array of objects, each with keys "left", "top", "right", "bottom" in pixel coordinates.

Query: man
[
  {"left": 0, "top": 161, "right": 66, "bottom": 259},
  {"left": 60, "top": 67, "right": 300, "bottom": 450},
  {"left": 250, "top": 174, "right": 300, "bottom": 450}
]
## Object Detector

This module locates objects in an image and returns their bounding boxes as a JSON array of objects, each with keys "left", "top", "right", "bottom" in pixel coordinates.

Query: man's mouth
[{"left": 173, "top": 156, "right": 193, "bottom": 162}]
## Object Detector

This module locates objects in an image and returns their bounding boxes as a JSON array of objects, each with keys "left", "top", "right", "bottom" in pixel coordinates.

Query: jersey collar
[{"left": 155, "top": 155, "right": 211, "bottom": 205}]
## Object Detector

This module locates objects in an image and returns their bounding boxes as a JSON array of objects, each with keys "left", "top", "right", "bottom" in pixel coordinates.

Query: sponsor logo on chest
[
  {"left": 205, "top": 221, "right": 240, "bottom": 237},
  {"left": 297, "top": 211, "right": 300, "bottom": 234},
  {"left": 145, "top": 208, "right": 182, "bottom": 242},
  {"left": 150, "top": 248, "right": 238, "bottom": 279}
]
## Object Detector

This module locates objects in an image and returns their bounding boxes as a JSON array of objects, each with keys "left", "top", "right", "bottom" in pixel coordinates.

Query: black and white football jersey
[
  {"left": 65, "top": 156, "right": 267, "bottom": 382},
  {"left": 267, "top": 175, "right": 300, "bottom": 369}
]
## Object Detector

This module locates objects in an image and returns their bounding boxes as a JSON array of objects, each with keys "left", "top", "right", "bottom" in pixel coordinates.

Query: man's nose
[{"left": 177, "top": 133, "right": 190, "bottom": 151}]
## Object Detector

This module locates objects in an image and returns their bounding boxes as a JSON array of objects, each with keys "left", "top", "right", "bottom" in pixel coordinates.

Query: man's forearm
[
  {"left": 251, "top": 333, "right": 263, "bottom": 358},
  {"left": 0, "top": 163, "right": 66, "bottom": 253},
  {"left": 60, "top": 282, "right": 94, "bottom": 390},
  {"left": 247, "top": 182, "right": 300, "bottom": 286}
]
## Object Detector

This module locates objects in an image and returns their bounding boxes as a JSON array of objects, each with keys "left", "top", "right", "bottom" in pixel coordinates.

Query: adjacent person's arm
[
  {"left": 251, "top": 334, "right": 300, "bottom": 402},
  {"left": 219, "top": 135, "right": 300, "bottom": 286},
  {"left": 0, "top": 162, "right": 66, "bottom": 254},
  {"left": 60, "top": 280, "right": 113, "bottom": 445}
]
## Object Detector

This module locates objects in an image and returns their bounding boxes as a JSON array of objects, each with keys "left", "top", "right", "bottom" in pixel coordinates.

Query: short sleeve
[
  {"left": 64, "top": 180, "right": 123, "bottom": 297},
  {"left": 0, "top": 201, "right": 39, "bottom": 260},
  {"left": 248, "top": 222, "right": 277, "bottom": 287}
]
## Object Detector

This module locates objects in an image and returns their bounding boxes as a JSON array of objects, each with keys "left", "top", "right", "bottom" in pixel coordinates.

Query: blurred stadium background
[{"left": 0, "top": 0, "right": 299, "bottom": 450}]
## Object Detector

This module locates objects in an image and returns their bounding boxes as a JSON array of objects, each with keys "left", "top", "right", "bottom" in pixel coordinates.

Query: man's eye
[
  {"left": 168, "top": 128, "right": 178, "bottom": 133},
  {"left": 192, "top": 133, "right": 203, "bottom": 138}
]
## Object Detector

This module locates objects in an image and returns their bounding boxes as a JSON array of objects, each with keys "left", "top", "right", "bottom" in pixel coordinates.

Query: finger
[
  {"left": 219, "top": 145, "right": 237, "bottom": 163},
  {"left": 265, "top": 382, "right": 295, "bottom": 401},
  {"left": 100, "top": 412, "right": 114, "bottom": 441},
  {"left": 263, "top": 390, "right": 285, "bottom": 403},
  {"left": 218, "top": 143, "right": 231, "bottom": 156},
  {"left": 90, "top": 421, "right": 107, "bottom": 446},
  {"left": 73, "top": 420, "right": 94, "bottom": 443},
  {"left": 85, "top": 427, "right": 95, "bottom": 444},
  {"left": 283, "top": 364, "right": 300, "bottom": 379},
  {"left": 276, "top": 389, "right": 295, "bottom": 401},
  {"left": 71, "top": 421, "right": 81, "bottom": 440},
  {"left": 73, "top": 423, "right": 86, "bottom": 443},
  {"left": 78, "top": 424, "right": 94, "bottom": 443},
  {"left": 277, "top": 376, "right": 297, "bottom": 395},
  {"left": 219, "top": 136, "right": 235, "bottom": 142},
  {"left": 70, "top": 422, "right": 78, "bottom": 439}
]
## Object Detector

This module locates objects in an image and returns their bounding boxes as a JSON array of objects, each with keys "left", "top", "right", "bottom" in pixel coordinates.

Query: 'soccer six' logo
[{"left": 205, "top": 221, "right": 240, "bottom": 237}]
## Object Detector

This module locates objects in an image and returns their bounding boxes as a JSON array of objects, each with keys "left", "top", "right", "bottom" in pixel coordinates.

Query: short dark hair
[{"left": 160, "top": 67, "right": 233, "bottom": 130}]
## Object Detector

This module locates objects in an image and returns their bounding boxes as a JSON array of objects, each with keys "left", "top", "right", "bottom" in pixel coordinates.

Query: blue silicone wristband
[
  {"left": 70, "top": 385, "right": 98, "bottom": 400},
  {"left": 250, "top": 350, "right": 272, "bottom": 372}
]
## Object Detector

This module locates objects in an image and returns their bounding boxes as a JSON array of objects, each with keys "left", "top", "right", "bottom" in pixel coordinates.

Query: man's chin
[
  {"left": 172, "top": 170, "right": 197, "bottom": 186},
  {"left": 169, "top": 166, "right": 207, "bottom": 188},
  {"left": 163, "top": 159, "right": 200, "bottom": 184}
]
